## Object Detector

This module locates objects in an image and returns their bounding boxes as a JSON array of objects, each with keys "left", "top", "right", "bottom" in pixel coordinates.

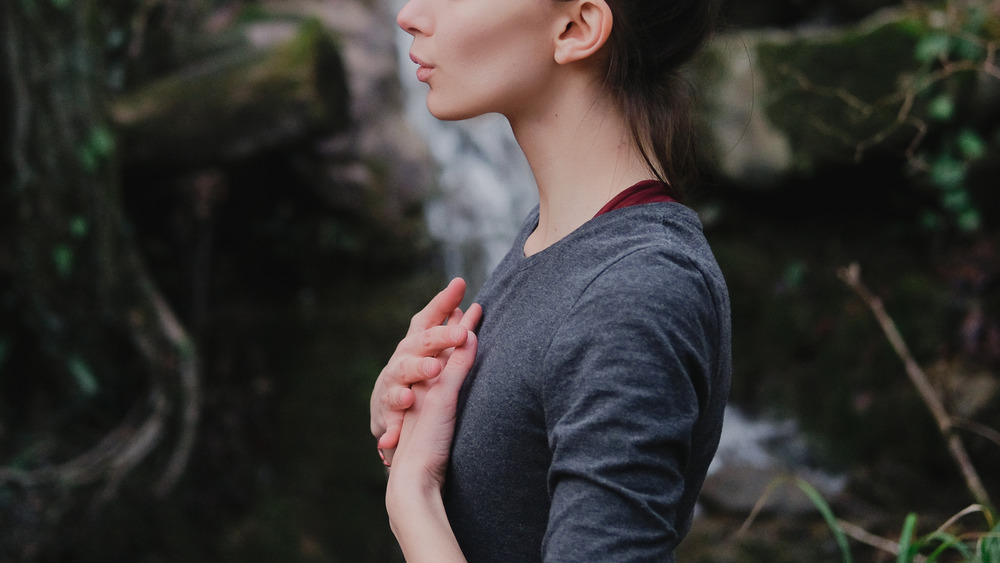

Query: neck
[{"left": 507, "top": 77, "right": 652, "bottom": 256}]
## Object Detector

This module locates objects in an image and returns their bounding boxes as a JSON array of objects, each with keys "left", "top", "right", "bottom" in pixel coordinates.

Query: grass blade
[
  {"left": 922, "top": 531, "right": 970, "bottom": 562},
  {"left": 898, "top": 513, "right": 917, "bottom": 563},
  {"left": 795, "top": 477, "right": 853, "bottom": 563}
]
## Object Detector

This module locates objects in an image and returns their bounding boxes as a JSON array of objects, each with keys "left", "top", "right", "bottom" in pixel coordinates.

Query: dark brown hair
[{"left": 601, "top": 0, "right": 720, "bottom": 201}]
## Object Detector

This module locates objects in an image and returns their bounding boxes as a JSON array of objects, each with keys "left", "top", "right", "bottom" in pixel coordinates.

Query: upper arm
[{"left": 540, "top": 248, "right": 723, "bottom": 561}]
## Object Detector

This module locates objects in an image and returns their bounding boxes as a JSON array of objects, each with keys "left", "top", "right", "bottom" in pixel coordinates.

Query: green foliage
[
  {"left": 878, "top": 506, "right": 999, "bottom": 562},
  {"left": 794, "top": 478, "right": 853, "bottom": 563},
  {"left": 78, "top": 125, "right": 116, "bottom": 174},
  {"left": 69, "top": 216, "right": 89, "bottom": 238},
  {"left": 909, "top": 1, "right": 995, "bottom": 234},
  {"left": 67, "top": 355, "right": 99, "bottom": 397},
  {"left": 915, "top": 32, "right": 953, "bottom": 63},
  {"left": 747, "top": 479, "right": 1000, "bottom": 563},
  {"left": 927, "top": 94, "right": 956, "bottom": 121},
  {"left": 52, "top": 244, "right": 74, "bottom": 277},
  {"left": 898, "top": 513, "right": 918, "bottom": 563}
]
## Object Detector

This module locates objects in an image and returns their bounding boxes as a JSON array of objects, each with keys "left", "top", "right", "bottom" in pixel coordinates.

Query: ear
[{"left": 553, "top": 0, "right": 613, "bottom": 65}]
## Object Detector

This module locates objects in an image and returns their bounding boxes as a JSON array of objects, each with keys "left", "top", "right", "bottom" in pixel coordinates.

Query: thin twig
[
  {"left": 838, "top": 263, "right": 993, "bottom": 508},
  {"left": 934, "top": 504, "right": 988, "bottom": 535},
  {"left": 953, "top": 417, "right": 1000, "bottom": 450},
  {"left": 836, "top": 519, "right": 910, "bottom": 559},
  {"left": 734, "top": 476, "right": 793, "bottom": 538},
  {"left": 148, "top": 284, "right": 200, "bottom": 496}
]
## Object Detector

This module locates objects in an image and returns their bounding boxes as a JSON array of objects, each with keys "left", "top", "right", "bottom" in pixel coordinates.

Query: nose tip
[
  {"left": 396, "top": 1, "right": 415, "bottom": 33},
  {"left": 396, "top": 0, "right": 424, "bottom": 35}
]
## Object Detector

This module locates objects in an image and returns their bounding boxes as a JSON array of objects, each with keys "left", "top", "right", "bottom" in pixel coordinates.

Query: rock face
[
  {"left": 261, "top": 0, "right": 437, "bottom": 226},
  {"left": 114, "top": 0, "right": 436, "bottom": 256},
  {"left": 695, "top": 5, "right": 1000, "bottom": 189},
  {"left": 113, "top": 20, "right": 352, "bottom": 166}
]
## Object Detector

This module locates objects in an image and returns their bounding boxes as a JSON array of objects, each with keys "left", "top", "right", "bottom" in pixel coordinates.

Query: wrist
[
  {"left": 385, "top": 466, "right": 442, "bottom": 524},
  {"left": 386, "top": 471, "right": 464, "bottom": 563}
]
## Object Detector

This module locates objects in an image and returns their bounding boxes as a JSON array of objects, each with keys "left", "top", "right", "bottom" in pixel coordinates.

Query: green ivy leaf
[
  {"left": 958, "top": 209, "right": 981, "bottom": 232},
  {"left": 88, "top": 126, "right": 115, "bottom": 158},
  {"left": 53, "top": 244, "right": 73, "bottom": 277},
  {"left": 927, "top": 94, "right": 955, "bottom": 121},
  {"left": 954, "top": 37, "right": 985, "bottom": 61},
  {"left": 961, "top": 5, "right": 987, "bottom": 36},
  {"left": 942, "top": 188, "right": 969, "bottom": 211},
  {"left": 957, "top": 129, "right": 986, "bottom": 160},
  {"left": 78, "top": 126, "right": 115, "bottom": 173},
  {"left": 67, "top": 356, "right": 99, "bottom": 397},
  {"left": 914, "top": 32, "right": 951, "bottom": 63},
  {"left": 78, "top": 145, "right": 98, "bottom": 174},
  {"left": 930, "top": 156, "right": 965, "bottom": 190},
  {"left": 69, "top": 216, "right": 89, "bottom": 238}
]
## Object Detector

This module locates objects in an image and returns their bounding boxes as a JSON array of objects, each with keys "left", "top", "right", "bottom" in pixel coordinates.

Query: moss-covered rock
[
  {"left": 113, "top": 19, "right": 350, "bottom": 166},
  {"left": 697, "top": 5, "right": 1000, "bottom": 190}
]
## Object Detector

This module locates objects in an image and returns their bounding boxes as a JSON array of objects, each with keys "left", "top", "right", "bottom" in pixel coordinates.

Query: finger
[
  {"left": 402, "top": 323, "right": 469, "bottom": 358},
  {"left": 378, "top": 446, "right": 394, "bottom": 466},
  {"left": 459, "top": 303, "right": 483, "bottom": 331},
  {"left": 398, "top": 356, "right": 443, "bottom": 385},
  {"left": 407, "top": 278, "right": 467, "bottom": 335},
  {"left": 446, "top": 307, "right": 463, "bottom": 326},
  {"left": 379, "top": 421, "right": 402, "bottom": 450},
  {"left": 381, "top": 385, "right": 416, "bottom": 411},
  {"left": 371, "top": 384, "right": 413, "bottom": 437}
]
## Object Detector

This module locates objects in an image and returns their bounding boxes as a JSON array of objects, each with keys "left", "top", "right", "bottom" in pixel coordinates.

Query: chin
[
  {"left": 427, "top": 106, "right": 475, "bottom": 122},
  {"left": 426, "top": 97, "right": 487, "bottom": 122}
]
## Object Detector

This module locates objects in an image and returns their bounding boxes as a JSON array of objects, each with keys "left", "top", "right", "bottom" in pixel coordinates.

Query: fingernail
[{"left": 450, "top": 325, "right": 466, "bottom": 340}]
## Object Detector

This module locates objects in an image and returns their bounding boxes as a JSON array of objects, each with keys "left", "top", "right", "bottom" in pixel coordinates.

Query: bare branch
[{"left": 838, "top": 263, "right": 993, "bottom": 508}]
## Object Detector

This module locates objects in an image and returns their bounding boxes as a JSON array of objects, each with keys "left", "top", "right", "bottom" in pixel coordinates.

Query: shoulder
[
  {"left": 542, "top": 202, "right": 731, "bottom": 389},
  {"left": 577, "top": 203, "right": 728, "bottom": 315}
]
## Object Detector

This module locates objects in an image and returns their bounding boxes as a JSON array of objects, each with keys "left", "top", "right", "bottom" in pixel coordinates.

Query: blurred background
[{"left": 1, "top": 0, "right": 999, "bottom": 561}]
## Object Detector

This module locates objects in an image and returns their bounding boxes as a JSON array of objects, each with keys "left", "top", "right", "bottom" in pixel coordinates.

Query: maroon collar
[{"left": 594, "top": 180, "right": 676, "bottom": 217}]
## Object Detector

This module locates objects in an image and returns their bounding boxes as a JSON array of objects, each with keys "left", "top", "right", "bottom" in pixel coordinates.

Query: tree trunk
[{"left": 0, "top": 0, "right": 198, "bottom": 554}]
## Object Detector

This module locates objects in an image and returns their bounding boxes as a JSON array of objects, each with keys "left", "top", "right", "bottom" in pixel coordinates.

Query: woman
[{"left": 369, "top": 0, "right": 731, "bottom": 558}]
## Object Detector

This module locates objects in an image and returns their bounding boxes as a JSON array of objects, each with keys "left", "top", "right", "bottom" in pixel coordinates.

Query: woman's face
[{"left": 397, "top": 0, "right": 563, "bottom": 121}]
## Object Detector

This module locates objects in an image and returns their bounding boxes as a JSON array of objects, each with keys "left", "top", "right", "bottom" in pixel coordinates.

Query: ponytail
[{"left": 602, "top": 0, "right": 720, "bottom": 200}]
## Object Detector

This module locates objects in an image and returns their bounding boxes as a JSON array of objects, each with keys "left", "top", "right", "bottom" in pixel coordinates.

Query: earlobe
[{"left": 553, "top": 0, "right": 613, "bottom": 65}]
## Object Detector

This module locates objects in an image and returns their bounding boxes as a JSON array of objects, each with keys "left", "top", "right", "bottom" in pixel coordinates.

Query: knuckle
[
  {"left": 418, "top": 329, "right": 436, "bottom": 351},
  {"left": 381, "top": 389, "right": 397, "bottom": 408}
]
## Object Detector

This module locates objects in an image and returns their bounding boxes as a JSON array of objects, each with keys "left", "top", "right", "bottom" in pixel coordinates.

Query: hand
[
  {"left": 388, "top": 329, "right": 478, "bottom": 495},
  {"left": 371, "top": 278, "right": 482, "bottom": 454},
  {"left": 384, "top": 331, "right": 477, "bottom": 563}
]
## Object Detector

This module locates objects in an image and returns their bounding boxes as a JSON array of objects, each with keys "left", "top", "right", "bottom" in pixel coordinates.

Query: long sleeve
[
  {"left": 441, "top": 203, "right": 730, "bottom": 563},
  {"left": 541, "top": 247, "right": 726, "bottom": 562}
]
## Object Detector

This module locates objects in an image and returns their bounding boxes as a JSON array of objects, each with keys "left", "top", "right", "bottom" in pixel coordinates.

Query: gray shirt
[{"left": 444, "top": 201, "right": 731, "bottom": 562}]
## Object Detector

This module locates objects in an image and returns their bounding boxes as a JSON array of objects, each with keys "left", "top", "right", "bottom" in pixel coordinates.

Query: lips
[{"left": 409, "top": 53, "right": 434, "bottom": 82}]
